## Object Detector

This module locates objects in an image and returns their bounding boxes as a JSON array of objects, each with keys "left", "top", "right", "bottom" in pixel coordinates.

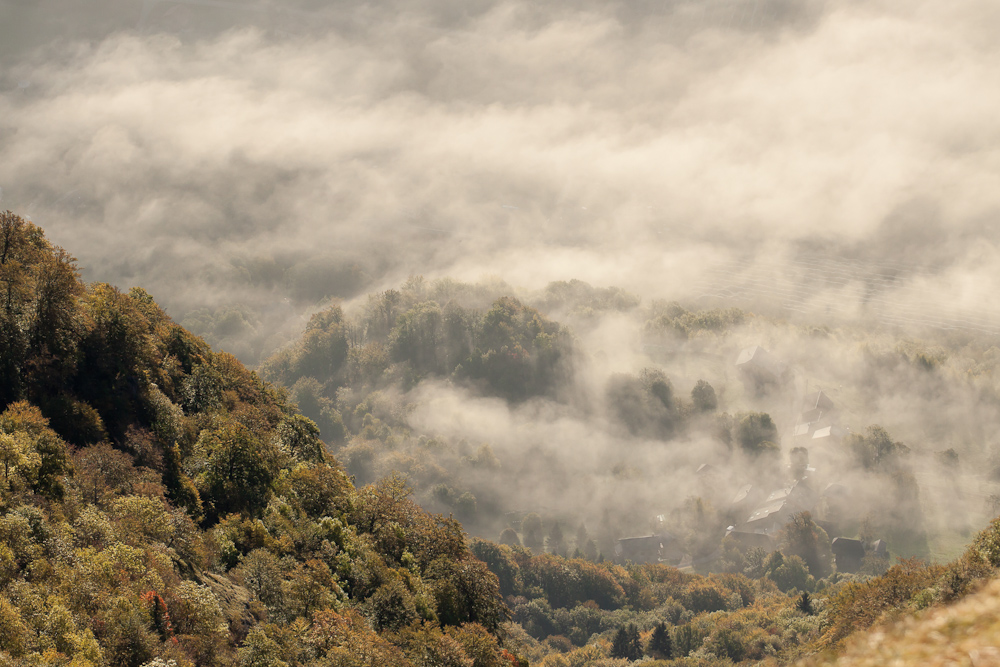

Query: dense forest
[{"left": 4, "top": 210, "right": 1000, "bottom": 666}]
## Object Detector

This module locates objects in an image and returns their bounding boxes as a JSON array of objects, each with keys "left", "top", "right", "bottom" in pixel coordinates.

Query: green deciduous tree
[
  {"left": 77, "top": 283, "right": 159, "bottom": 440},
  {"left": 0, "top": 595, "right": 29, "bottom": 657},
  {"left": 691, "top": 379, "right": 718, "bottom": 412},
  {"left": 605, "top": 368, "right": 681, "bottom": 439},
  {"left": 239, "top": 548, "right": 285, "bottom": 610},
  {"left": 369, "top": 576, "right": 419, "bottom": 632},
  {"left": 0, "top": 431, "right": 40, "bottom": 493},
  {"left": 391, "top": 301, "right": 445, "bottom": 375},
  {"left": 765, "top": 551, "right": 814, "bottom": 593},
  {"left": 673, "top": 623, "right": 704, "bottom": 658},
  {"left": 462, "top": 297, "right": 571, "bottom": 402},
  {"left": 198, "top": 421, "right": 280, "bottom": 521},
  {"left": 425, "top": 557, "right": 507, "bottom": 635},
  {"left": 296, "top": 307, "right": 350, "bottom": 382},
  {"left": 780, "top": 511, "right": 833, "bottom": 579},
  {"left": 847, "top": 425, "right": 908, "bottom": 471},
  {"left": 498, "top": 528, "right": 521, "bottom": 548},
  {"left": 469, "top": 540, "right": 521, "bottom": 599},
  {"left": 275, "top": 414, "right": 326, "bottom": 464},
  {"left": 238, "top": 626, "right": 288, "bottom": 667},
  {"left": 0, "top": 211, "right": 85, "bottom": 411},
  {"left": 101, "top": 596, "right": 158, "bottom": 667},
  {"left": 735, "top": 412, "right": 779, "bottom": 457},
  {"left": 74, "top": 441, "right": 135, "bottom": 505},
  {"left": 0, "top": 401, "right": 71, "bottom": 499}
]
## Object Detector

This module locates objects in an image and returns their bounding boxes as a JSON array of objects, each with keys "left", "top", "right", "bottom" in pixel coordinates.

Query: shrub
[
  {"left": 820, "top": 559, "right": 942, "bottom": 649},
  {"left": 683, "top": 581, "right": 728, "bottom": 614}
]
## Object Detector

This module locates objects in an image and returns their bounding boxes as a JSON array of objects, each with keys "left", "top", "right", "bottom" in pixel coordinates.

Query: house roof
[
  {"left": 746, "top": 499, "right": 788, "bottom": 524},
  {"left": 831, "top": 537, "right": 865, "bottom": 558},
  {"left": 822, "top": 482, "right": 848, "bottom": 497},
  {"left": 765, "top": 483, "right": 797, "bottom": 503},
  {"left": 725, "top": 530, "right": 776, "bottom": 551},
  {"left": 872, "top": 539, "right": 888, "bottom": 557},
  {"left": 804, "top": 391, "right": 835, "bottom": 411},
  {"left": 735, "top": 345, "right": 788, "bottom": 377},
  {"left": 731, "top": 483, "right": 755, "bottom": 505},
  {"left": 812, "top": 425, "right": 846, "bottom": 440}
]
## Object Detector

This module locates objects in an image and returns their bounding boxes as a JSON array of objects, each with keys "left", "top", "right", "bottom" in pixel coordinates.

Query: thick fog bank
[{"left": 2, "top": 0, "right": 999, "bottom": 360}]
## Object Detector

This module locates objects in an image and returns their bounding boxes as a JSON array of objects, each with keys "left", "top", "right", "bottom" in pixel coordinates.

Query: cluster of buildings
[{"left": 616, "top": 345, "right": 888, "bottom": 574}]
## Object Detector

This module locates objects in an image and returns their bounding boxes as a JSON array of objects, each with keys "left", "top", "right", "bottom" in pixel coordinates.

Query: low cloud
[{"left": 0, "top": 0, "right": 997, "bottom": 357}]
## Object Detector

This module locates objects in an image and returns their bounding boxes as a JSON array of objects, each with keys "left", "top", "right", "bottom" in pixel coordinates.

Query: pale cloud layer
[{"left": 0, "top": 0, "right": 998, "bottom": 347}]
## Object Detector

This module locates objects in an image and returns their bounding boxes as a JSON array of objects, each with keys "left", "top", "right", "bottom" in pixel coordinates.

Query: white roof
[
  {"left": 765, "top": 485, "right": 795, "bottom": 502},
  {"left": 812, "top": 425, "right": 845, "bottom": 440},
  {"left": 746, "top": 499, "right": 787, "bottom": 524},
  {"left": 793, "top": 422, "right": 813, "bottom": 437},
  {"left": 803, "top": 391, "right": 835, "bottom": 411},
  {"left": 731, "top": 484, "right": 754, "bottom": 505}
]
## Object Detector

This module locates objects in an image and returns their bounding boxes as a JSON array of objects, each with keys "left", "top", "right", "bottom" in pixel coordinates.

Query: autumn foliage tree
[{"left": 780, "top": 511, "right": 833, "bottom": 579}]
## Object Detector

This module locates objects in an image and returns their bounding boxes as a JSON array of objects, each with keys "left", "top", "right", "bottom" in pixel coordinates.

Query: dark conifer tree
[
  {"left": 611, "top": 626, "right": 630, "bottom": 660},
  {"left": 648, "top": 621, "right": 672, "bottom": 658},
  {"left": 798, "top": 591, "right": 815, "bottom": 615},
  {"left": 627, "top": 624, "right": 644, "bottom": 660},
  {"left": 611, "top": 624, "right": 644, "bottom": 661},
  {"left": 547, "top": 521, "right": 567, "bottom": 556}
]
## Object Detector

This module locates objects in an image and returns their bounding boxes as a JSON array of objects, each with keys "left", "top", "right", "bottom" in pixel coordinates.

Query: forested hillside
[
  {"left": 0, "top": 212, "right": 512, "bottom": 666},
  {"left": 5, "top": 210, "right": 1000, "bottom": 667}
]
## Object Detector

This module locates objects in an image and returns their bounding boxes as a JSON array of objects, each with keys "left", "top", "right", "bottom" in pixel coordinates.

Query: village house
[
  {"left": 615, "top": 533, "right": 684, "bottom": 565},
  {"left": 741, "top": 479, "right": 817, "bottom": 535},
  {"left": 801, "top": 390, "right": 835, "bottom": 423},
  {"left": 831, "top": 537, "right": 866, "bottom": 572},
  {"left": 736, "top": 345, "right": 790, "bottom": 393}
]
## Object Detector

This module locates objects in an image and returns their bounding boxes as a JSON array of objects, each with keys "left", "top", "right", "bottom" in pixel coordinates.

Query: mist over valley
[{"left": 2, "top": 0, "right": 1000, "bottom": 664}]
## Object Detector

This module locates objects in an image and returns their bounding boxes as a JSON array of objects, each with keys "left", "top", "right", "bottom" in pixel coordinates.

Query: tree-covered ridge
[
  {"left": 260, "top": 280, "right": 575, "bottom": 413},
  {"left": 0, "top": 212, "right": 515, "bottom": 667}
]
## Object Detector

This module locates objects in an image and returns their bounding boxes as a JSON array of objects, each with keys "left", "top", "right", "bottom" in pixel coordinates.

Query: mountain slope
[
  {"left": 807, "top": 577, "right": 1000, "bottom": 666},
  {"left": 0, "top": 211, "right": 514, "bottom": 667}
]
